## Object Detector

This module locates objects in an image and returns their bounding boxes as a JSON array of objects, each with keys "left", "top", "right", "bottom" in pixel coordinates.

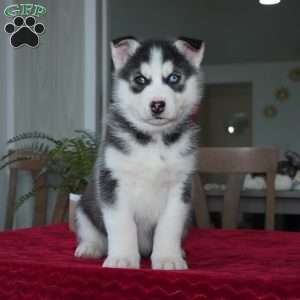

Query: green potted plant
[{"left": 0, "top": 130, "right": 98, "bottom": 211}]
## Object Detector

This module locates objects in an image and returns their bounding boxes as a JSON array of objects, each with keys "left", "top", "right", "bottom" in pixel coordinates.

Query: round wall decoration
[
  {"left": 274, "top": 87, "right": 289, "bottom": 103},
  {"left": 263, "top": 104, "right": 278, "bottom": 118},
  {"left": 289, "top": 67, "right": 300, "bottom": 82}
]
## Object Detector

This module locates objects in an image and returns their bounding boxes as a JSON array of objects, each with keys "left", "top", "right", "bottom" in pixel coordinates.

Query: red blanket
[{"left": 1, "top": 224, "right": 300, "bottom": 299}]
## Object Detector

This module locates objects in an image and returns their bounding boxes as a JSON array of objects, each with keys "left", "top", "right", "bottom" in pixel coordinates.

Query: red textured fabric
[{"left": 1, "top": 225, "right": 300, "bottom": 300}]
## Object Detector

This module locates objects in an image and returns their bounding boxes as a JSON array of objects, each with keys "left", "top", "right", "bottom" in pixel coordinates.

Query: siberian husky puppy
[{"left": 75, "top": 37, "right": 205, "bottom": 270}]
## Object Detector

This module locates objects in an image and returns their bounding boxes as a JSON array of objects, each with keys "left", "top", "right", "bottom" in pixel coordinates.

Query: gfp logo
[{"left": 4, "top": 4, "right": 47, "bottom": 48}]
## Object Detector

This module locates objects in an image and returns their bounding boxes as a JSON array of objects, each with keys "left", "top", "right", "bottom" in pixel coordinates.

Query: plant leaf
[{"left": 7, "top": 131, "right": 60, "bottom": 145}]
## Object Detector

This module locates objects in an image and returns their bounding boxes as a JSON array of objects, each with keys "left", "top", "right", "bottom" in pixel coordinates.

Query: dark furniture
[
  {"left": 5, "top": 151, "right": 68, "bottom": 229},
  {"left": 5, "top": 151, "right": 48, "bottom": 229},
  {"left": 192, "top": 147, "right": 279, "bottom": 229}
]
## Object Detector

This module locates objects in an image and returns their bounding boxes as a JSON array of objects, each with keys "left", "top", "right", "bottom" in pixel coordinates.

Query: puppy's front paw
[
  {"left": 151, "top": 256, "right": 188, "bottom": 270},
  {"left": 75, "top": 242, "right": 104, "bottom": 258},
  {"left": 102, "top": 255, "right": 140, "bottom": 269}
]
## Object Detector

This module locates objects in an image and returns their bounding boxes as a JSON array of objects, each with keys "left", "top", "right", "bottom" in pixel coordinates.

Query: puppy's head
[{"left": 111, "top": 37, "right": 205, "bottom": 132}]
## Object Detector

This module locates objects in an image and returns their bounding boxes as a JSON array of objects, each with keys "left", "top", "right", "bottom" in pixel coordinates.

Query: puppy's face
[{"left": 111, "top": 37, "right": 205, "bottom": 132}]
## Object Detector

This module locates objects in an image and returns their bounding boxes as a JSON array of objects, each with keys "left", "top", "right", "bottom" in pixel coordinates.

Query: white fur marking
[
  {"left": 75, "top": 207, "right": 107, "bottom": 258},
  {"left": 140, "top": 62, "right": 151, "bottom": 79},
  {"left": 102, "top": 206, "right": 140, "bottom": 269},
  {"left": 151, "top": 182, "right": 190, "bottom": 270},
  {"left": 162, "top": 61, "right": 174, "bottom": 78}
]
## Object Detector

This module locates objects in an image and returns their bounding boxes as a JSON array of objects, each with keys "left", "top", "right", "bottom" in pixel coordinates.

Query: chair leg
[
  {"left": 32, "top": 171, "right": 48, "bottom": 226},
  {"left": 192, "top": 173, "right": 210, "bottom": 228},
  {"left": 223, "top": 174, "right": 244, "bottom": 229},
  {"left": 5, "top": 169, "right": 17, "bottom": 230},
  {"left": 52, "top": 191, "right": 69, "bottom": 224},
  {"left": 69, "top": 199, "right": 77, "bottom": 232},
  {"left": 265, "top": 173, "right": 276, "bottom": 230}
]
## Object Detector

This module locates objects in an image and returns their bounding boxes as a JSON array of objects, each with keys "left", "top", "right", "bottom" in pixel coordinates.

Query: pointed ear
[
  {"left": 174, "top": 37, "right": 205, "bottom": 68},
  {"left": 111, "top": 36, "right": 140, "bottom": 71}
]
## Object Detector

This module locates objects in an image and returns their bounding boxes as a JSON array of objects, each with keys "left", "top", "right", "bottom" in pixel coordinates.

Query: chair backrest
[
  {"left": 5, "top": 151, "right": 47, "bottom": 229},
  {"left": 192, "top": 147, "right": 279, "bottom": 230},
  {"left": 5, "top": 151, "right": 68, "bottom": 230}
]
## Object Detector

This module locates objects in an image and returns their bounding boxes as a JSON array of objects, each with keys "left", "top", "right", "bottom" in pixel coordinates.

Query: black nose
[{"left": 150, "top": 101, "right": 165, "bottom": 115}]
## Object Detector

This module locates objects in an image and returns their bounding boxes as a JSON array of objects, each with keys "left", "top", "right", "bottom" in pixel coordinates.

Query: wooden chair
[
  {"left": 5, "top": 151, "right": 68, "bottom": 230},
  {"left": 5, "top": 151, "right": 47, "bottom": 229},
  {"left": 192, "top": 147, "right": 279, "bottom": 230}
]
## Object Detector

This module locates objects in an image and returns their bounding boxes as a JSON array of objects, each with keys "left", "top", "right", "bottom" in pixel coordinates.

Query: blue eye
[
  {"left": 167, "top": 73, "right": 181, "bottom": 84},
  {"left": 134, "top": 75, "right": 148, "bottom": 85}
]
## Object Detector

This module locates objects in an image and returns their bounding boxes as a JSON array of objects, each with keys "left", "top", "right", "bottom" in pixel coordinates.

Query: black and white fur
[{"left": 75, "top": 37, "right": 205, "bottom": 270}]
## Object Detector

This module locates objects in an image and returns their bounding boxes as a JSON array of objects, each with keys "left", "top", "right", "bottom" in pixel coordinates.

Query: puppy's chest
[
  {"left": 105, "top": 138, "right": 194, "bottom": 222},
  {"left": 111, "top": 141, "right": 192, "bottom": 183},
  {"left": 118, "top": 144, "right": 189, "bottom": 218}
]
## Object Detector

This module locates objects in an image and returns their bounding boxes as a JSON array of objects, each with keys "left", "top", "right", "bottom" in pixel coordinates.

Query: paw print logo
[{"left": 4, "top": 16, "right": 45, "bottom": 48}]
